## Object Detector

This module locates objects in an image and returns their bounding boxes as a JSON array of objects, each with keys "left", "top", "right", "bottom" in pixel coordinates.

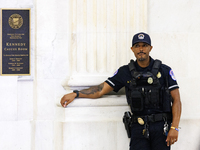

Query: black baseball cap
[{"left": 132, "top": 32, "right": 151, "bottom": 46}]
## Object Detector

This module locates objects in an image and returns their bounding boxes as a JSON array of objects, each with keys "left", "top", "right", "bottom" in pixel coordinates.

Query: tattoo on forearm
[{"left": 80, "top": 83, "right": 104, "bottom": 95}]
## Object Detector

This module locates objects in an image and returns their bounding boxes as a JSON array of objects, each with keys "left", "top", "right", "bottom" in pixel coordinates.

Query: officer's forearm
[
  {"left": 171, "top": 101, "right": 181, "bottom": 128},
  {"left": 171, "top": 89, "right": 182, "bottom": 128},
  {"left": 78, "top": 83, "right": 104, "bottom": 98}
]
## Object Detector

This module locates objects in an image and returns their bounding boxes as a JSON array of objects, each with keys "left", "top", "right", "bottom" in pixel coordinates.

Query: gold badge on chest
[
  {"left": 157, "top": 72, "right": 161, "bottom": 78},
  {"left": 147, "top": 77, "right": 153, "bottom": 84}
]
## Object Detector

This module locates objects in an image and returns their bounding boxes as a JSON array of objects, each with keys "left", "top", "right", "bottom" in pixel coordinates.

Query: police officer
[{"left": 60, "top": 32, "right": 182, "bottom": 150}]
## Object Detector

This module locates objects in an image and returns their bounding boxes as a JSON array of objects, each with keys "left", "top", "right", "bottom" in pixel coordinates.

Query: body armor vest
[{"left": 125, "top": 59, "right": 172, "bottom": 114}]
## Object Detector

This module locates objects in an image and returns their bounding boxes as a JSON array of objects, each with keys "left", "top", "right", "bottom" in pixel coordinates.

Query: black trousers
[{"left": 129, "top": 121, "right": 171, "bottom": 150}]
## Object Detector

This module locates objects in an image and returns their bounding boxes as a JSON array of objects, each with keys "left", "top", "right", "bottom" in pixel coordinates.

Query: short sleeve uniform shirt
[
  {"left": 106, "top": 57, "right": 179, "bottom": 92},
  {"left": 105, "top": 57, "right": 179, "bottom": 114}
]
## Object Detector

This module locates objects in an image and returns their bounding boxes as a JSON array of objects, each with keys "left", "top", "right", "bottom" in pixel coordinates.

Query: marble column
[{"left": 67, "top": 0, "right": 148, "bottom": 89}]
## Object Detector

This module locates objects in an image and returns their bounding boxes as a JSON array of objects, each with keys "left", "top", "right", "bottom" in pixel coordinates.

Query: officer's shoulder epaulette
[
  {"left": 118, "top": 64, "right": 129, "bottom": 71},
  {"left": 159, "top": 63, "right": 171, "bottom": 72}
]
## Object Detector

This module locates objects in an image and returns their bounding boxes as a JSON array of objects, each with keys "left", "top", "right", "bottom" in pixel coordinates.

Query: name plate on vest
[{"left": 1, "top": 9, "right": 30, "bottom": 75}]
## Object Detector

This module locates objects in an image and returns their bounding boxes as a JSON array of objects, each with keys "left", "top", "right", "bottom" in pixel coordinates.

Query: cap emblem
[{"left": 138, "top": 34, "right": 145, "bottom": 39}]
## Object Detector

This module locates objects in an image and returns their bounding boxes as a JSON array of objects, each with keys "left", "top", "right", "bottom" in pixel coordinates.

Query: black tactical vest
[{"left": 125, "top": 59, "right": 172, "bottom": 114}]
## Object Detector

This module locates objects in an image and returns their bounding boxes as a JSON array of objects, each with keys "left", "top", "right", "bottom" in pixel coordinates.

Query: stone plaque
[{"left": 1, "top": 9, "right": 30, "bottom": 75}]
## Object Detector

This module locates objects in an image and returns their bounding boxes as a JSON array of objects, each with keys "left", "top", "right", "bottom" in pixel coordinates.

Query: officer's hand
[
  {"left": 60, "top": 93, "right": 76, "bottom": 108},
  {"left": 166, "top": 128, "right": 179, "bottom": 146}
]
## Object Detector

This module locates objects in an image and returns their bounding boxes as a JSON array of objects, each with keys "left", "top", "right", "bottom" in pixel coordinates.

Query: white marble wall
[{"left": 0, "top": 0, "right": 200, "bottom": 150}]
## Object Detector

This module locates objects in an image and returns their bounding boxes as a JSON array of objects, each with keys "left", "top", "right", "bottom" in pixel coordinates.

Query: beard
[
  {"left": 138, "top": 57, "right": 146, "bottom": 61},
  {"left": 137, "top": 52, "right": 147, "bottom": 61}
]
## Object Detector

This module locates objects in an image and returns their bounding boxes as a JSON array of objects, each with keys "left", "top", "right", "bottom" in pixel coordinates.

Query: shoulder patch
[{"left": 169, "top": 69, "right": 176, "bottom": 81}]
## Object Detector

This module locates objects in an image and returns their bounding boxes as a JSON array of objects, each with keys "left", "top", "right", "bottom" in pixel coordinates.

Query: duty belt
[{"left": 132, "top": 113, "right": 172, "bottom": 125}]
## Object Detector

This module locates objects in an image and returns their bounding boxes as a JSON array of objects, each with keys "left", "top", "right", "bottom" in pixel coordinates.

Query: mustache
[{"left": 138, "top": 52, "right": 146, "bottom": 54}]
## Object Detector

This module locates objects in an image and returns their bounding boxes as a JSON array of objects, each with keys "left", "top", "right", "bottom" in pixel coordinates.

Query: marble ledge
[
  {"left": 56, "top": 95, "right": 195, "bottom": 121},
  {"left": 55, "top": 95, "right": 130, "bottom": 122}
]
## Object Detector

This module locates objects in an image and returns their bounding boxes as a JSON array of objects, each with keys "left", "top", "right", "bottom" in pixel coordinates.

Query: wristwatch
[{"left": 73, "top": 90, "right": 79, "bottom": 98}]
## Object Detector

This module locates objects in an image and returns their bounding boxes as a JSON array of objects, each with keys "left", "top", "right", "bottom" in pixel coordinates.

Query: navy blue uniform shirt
[
  {"left": 106, "top": 57, "right": 179, "bottom": 92},
  {"left": 105, "top": 57, "right": 179, "bottom": 92},
  {"left": 105, "top": 57, "right": 179, "bottom": 115}
]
